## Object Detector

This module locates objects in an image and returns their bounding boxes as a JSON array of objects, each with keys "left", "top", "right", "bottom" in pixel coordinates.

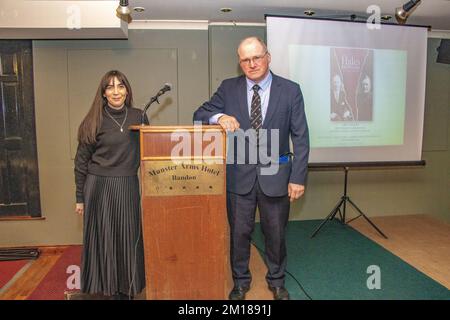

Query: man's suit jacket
[{"left": 193, "top": 73, "right": 309, "bottom": 197}]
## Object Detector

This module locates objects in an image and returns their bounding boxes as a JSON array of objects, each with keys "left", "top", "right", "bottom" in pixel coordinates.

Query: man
[
  {"left": 193, "top": 37, "right": 309, "bottom": 300},
  {"left": 362, "top": 75, "right": 371, "bottom": 94},
  {"left": 330, "top": 74, "right": 353, "bottom": 121},
  {"left": 356, "top": 75, "right": 373, "bottom": 121}
]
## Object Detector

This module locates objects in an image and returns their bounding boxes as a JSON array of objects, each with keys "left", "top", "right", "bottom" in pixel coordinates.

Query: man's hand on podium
[{"left": 218, "top": 114, "right": 240, "bottom": 132}]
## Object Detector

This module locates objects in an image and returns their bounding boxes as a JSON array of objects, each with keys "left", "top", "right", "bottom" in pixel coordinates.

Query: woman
[{"left": 74, "top": 70, "right": 147, "bottom": 299}]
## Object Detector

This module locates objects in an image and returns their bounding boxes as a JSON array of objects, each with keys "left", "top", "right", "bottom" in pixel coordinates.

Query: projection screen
[{"left": 266, "top": 15, "right": 428, "bottom": 164}]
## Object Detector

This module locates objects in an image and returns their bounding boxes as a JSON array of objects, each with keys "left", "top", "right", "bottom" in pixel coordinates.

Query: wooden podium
[{"left": 130, "top": 125, "right": 231, "bottom": 300}]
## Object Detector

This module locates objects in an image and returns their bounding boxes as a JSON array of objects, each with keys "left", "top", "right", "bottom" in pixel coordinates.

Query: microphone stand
[
  {"left": 141, "top": 84, "right": 172, "bottom": 125},
  {"left": 141, "top": 95, "right": 161, "bottom": 125}
]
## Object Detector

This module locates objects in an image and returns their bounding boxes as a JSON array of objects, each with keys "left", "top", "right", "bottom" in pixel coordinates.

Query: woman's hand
[{"left": 75, "top": 203, "right": 84, "bottom": 216}]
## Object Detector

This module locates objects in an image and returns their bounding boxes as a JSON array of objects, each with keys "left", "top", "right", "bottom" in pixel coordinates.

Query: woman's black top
[{"left": 75, "top": 105, "right": 146, "bottom": 203}]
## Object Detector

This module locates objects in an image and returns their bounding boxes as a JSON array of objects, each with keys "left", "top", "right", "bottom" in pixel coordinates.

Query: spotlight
[
  {"left": 116, "top": 0, "right": 131, "bottom": 16},
  {"left": 395, "top": 0, "right": 421, "bottom": 24}
]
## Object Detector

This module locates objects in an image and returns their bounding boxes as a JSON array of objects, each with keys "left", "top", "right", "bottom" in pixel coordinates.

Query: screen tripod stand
[{"left": 310, "top": 167, "right": 388, "bottom": 239}]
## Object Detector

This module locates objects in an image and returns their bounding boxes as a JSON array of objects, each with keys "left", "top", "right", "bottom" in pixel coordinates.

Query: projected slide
[{"left": 289, "top": 45, "right": 407, "bottom": 148}]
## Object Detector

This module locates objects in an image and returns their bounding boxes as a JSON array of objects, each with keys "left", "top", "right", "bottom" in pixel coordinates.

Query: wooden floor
[
  {"left": 1, "top": 214, "right": 449, "bottom": 300},
  {"left": 0, "top": 247, "right": 66, "bottom": 300},
  {"left": 350, "top": 214, "right": 450, "bottom": 290}
]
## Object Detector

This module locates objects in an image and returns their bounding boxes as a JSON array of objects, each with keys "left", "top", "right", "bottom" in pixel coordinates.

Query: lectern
[{"left": 130, "top": 125, "right": 231, "bottom": 300}]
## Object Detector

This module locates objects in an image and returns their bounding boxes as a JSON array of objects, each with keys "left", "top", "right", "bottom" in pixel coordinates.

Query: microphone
[
  {"left": 141, "top": 83, "right": 172, "bottom": 125},
  {"left": 157, "top": 83, "right": 172, "bottom": 97}
]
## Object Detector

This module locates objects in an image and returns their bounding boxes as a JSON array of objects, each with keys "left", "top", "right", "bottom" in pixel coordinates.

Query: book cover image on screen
[
  {"left": 330, "top": 47, "right": 373, "bottom": 122},
  {"left": 267, "top": 16, "right": 428, "bottom": 164}
]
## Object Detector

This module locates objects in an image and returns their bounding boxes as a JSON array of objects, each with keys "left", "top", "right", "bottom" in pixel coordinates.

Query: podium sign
[{"left": 143, "top": 161, "right": 224, "bottom": 196}]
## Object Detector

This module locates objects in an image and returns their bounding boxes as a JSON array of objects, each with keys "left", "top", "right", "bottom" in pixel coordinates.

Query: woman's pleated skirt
[{"left": 81, "top": 174, "right": 146, "bottom": 296}]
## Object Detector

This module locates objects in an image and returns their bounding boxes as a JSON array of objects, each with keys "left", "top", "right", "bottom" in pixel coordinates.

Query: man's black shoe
[
  {"left": 228, "top": 286, "right": 250, "bottom": 300},
  {"left": 268, "top": 286, "right": 290, "bottom": 300}
]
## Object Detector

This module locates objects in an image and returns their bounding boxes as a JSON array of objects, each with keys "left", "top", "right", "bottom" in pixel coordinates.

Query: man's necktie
[{"left": 250, "top": 84, "right": 262, "bottom": 130}]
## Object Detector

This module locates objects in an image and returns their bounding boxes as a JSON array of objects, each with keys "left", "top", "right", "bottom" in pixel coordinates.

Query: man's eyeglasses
[{"left": 239, "top": 51, "right": 268, "bottom": 66}]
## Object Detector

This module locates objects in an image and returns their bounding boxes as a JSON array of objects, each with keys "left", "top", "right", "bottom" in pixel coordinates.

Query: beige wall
[{"left": 0, "top": 29, "right": 448, "bottom": 247}]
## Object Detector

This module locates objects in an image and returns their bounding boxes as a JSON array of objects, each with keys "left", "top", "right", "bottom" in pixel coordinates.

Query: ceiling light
[
  {"left": 116, "top": 0, "right": 131, "bottom": 16},
  {"left": 134, "top": 7, "right": 145, "bottom": 13},
  {"left": 395, "top": 0, "right": 421, "bottom": 24}
]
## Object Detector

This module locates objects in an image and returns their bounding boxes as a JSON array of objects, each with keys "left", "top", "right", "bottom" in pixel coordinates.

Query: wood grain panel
[
  {"left": 0, "top": 247, "right": 67, "bottom": 300},
  {"left": 142, "top": 195, "right": 230, "bottom": 299},
  {"left": 137, "top": 125, "right": 224, "bottom": 160}
]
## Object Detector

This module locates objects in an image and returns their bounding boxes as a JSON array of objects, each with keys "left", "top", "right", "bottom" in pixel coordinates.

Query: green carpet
[{"left": 252, "top": 220, "right": 450, "bottom": 300}]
